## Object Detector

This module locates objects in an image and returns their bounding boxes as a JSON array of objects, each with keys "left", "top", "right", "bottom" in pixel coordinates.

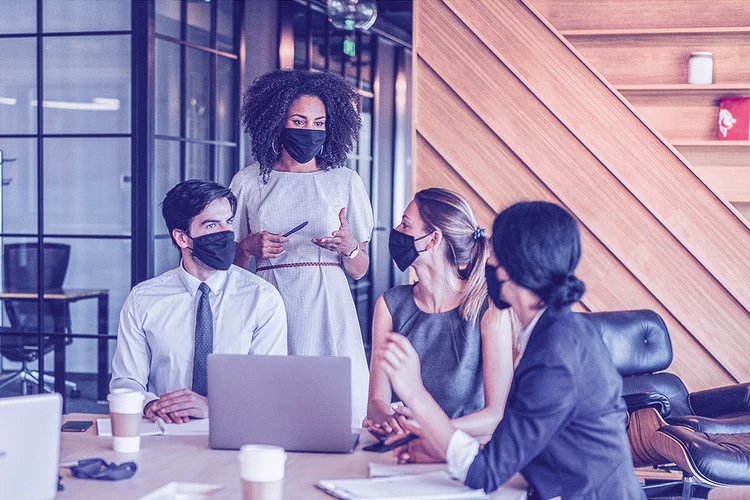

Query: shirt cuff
[
  {"left": 142, "top": 393, "right": 159, "bottom": 414},
  {"left": 446, "top": 429, "right": 480, "bottom": 482}
]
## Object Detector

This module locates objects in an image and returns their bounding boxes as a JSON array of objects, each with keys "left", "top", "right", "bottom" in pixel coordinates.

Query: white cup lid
[
  {"left": 108, "top": 389, "right": 145, "bottom": 413},
  {"left": 690, "top": 51, "right": 712, "bottom": 57},
  {"left": 238, "top": 445, "right": 287, "bottom": 482}
]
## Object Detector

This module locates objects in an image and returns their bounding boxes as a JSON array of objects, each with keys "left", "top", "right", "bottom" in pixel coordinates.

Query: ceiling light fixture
[{"left": 327, "top": 0, "right": 377, "bottom": 31}]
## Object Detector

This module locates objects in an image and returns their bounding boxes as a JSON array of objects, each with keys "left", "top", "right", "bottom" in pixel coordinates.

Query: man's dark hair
[
  {"left": 492, "top": 201, "right": 585, "bottom": 309},
  {"left": 161, "top": 179, "right": 237, "bottom": 246},
  {"left": 240, "top": 69, "right": 361, "bottom": 182}
]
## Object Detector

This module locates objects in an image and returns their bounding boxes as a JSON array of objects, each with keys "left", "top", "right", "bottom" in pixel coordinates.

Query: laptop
[
  {"left": 208, "top": 354, "right": 359, "bottom": 453},
  {"left": 0, "top": 393, "right": 62, "bottom": 500}
]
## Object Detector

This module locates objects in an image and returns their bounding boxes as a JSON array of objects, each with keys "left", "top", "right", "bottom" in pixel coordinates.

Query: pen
[
  {"left": 156, "top": 417, "right": 167, "bottom": 435},
  {"left": 283, "top": 221, "right": 309, "bottom": 237}
]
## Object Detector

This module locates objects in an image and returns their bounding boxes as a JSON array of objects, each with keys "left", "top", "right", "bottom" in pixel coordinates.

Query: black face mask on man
[
  {"left": 187, "top": 230, "right": 236, "bottom": 271},
  {"left": 485, "top": 264, "right": 512, "bottom": 310},
  {"left": 280, "top": 128, "right": 327, "bottom": 164},
  {"left": 388, "top": 229, "right": 433, "bottom": 272}
]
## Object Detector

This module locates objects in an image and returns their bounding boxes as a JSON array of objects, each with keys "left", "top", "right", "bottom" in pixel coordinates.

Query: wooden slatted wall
[{"left": 413, "top": 0, "right": 750, "bottom": 390}]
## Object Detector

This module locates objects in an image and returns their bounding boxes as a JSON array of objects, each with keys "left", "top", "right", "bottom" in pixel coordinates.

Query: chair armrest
[
  {"left": 689, "top": 383, "right": 750, "bottom": 418},
  {"left": 667, "top": 414, "right": 750, "bottom": 434},
  {"left": 623, "top": 392, "right": 671, "bottom": 418}
]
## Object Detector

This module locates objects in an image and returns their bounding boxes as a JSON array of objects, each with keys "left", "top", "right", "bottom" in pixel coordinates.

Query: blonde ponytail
[
  {"left": 461, "top": 232, "right": 490, "bottom": 324},
  {"left": 414, "top": 188, "right": 489, "bottom": 324}
]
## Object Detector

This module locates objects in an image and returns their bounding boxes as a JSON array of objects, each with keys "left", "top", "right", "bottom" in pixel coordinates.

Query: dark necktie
[{"left": 192, "top": 282, "right": 213, "bottom": 396}]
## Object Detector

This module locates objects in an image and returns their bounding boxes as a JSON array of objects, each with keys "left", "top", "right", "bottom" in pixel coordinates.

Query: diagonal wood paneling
[
  {"left": 415, "top": 134, "right": 496, "bottom": 231},
  {"left": 443, "top": 0, "right": 750, "bottom": 306},
  {"left": 414, "top": 0, "right": 749, "bottom": 389},
  {"left": 415, "top": 70, "right": 733, "bottom": 390}
]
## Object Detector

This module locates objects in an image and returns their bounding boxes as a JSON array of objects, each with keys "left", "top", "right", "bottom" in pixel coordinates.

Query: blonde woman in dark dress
[{"left": 365, "top": 188, "right": 516, "bottom": 443}]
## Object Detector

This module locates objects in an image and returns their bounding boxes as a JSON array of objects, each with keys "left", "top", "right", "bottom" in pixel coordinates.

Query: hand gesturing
[{"left": 312, "top": 207, "right": 358, "bottom": 256}]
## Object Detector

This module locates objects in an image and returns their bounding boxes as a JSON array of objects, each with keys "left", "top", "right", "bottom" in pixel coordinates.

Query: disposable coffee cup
[
  {"left": 238, "top": 445, "right": 287, "bottom": 500},
  {"left": 107, "top": 388, "right": 145, "bottom": 453}
]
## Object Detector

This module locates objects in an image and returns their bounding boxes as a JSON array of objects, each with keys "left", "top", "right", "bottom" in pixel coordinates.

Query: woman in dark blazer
[{"left": 377, "top": 201, "right": 645, "bottom": 500}]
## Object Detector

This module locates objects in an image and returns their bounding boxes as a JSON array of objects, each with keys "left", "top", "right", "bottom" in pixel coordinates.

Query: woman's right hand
[
  {"left": 239, "top": 231, "right": 289, "bottom": 259},
  {"left": 365, "top": 400, "right": 407, "bottom": 438}
]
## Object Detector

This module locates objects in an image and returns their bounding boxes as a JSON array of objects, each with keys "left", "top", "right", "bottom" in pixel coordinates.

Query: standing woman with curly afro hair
[{"left": 229, "top": 70, "right": 374, "bottom": 425}]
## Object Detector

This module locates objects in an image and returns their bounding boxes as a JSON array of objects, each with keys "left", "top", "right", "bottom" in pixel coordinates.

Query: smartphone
[
  {"left": 362, "top": 433, "right": 418, "bottom": 453},
  {"left": 61, "top": 420, "right": 93, "bottom": 433}
]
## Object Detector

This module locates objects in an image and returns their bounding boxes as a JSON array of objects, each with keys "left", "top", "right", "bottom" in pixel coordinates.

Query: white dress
[{"left": 230, "top": 163, "right": 374, "bottom": 426}]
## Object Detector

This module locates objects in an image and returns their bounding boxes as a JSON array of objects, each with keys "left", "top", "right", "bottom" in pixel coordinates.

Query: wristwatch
[{"left": 345, "top": 244, "right": 360, "bottom": 260}]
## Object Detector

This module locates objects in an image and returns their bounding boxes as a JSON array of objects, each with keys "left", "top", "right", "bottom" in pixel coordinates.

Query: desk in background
[
  {"left": 0, "top": 289, "right": 109, "bottom": 407},
  {"left": 59, "top": 413, "right": 528, "bottom": 500}
]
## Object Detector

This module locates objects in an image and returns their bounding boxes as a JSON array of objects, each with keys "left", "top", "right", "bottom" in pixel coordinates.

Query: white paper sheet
[
  {"left": 97, "top": 418, "right": 209, "bottom": 437},
  {"left": 368, "top": 462, "right": 448, "bottom": 478},
  {"left": 137, "top": 482, "right": 224, "bottom": 500},
  {"left": 316, "top": 471, "right": 488, "bottom": 499}
]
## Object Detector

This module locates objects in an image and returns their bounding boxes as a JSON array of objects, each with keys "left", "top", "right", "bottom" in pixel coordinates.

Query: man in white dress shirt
[{"left": 111, "top": 180, "right": 287, "bottom": 424}]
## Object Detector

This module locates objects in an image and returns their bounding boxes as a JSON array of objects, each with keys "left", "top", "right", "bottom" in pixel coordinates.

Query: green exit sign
[{"left": 344, "top": 39, "right": 356, "bottom": 58}]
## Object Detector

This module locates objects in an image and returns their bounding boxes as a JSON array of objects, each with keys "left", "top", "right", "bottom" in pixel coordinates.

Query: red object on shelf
[{"left": 718, "top": 98, "right": 750, "bottom": 140}]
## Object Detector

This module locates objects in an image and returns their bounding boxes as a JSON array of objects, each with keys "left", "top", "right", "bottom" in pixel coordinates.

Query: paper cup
[
  {"left": 107, "top": 389, "right": 145, "bottom": 453},
  {"left": 238, "top": 445, "right": 286, "bottom": 500}
]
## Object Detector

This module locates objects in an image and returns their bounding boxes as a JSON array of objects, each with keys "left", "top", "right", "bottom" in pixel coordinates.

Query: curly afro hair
[{"left": 241, "top": 69, "right": 362, "bottom": 182}]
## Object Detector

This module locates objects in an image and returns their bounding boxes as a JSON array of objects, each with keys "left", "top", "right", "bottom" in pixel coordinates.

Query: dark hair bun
[
  {"left": 544, "top": 275, "right": 585, "bottom": 309},
  {"left": 492, "top": 201, "right": 585, "bottom": 308}
]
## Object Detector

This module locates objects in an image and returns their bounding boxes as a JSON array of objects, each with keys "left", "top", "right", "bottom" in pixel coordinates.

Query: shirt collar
[
  {"left": 517, "top": 306, "right": 548, "bottom": 352},
  {"left": 177, "top": 260, "right": 229, "bottom": 297}
]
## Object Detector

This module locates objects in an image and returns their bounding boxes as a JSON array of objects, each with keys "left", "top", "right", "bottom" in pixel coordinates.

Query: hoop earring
[{"left": 272, "top": 138, "right": 281, "bottom": 155}]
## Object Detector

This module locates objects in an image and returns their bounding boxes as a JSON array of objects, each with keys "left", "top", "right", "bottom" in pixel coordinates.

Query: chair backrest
[
  {"left": 586, "top": 310, "right": 673, "bottom": 376},
  {"left": 3, "top": 243, "right": 71, "bottom": 333},
  {"left": 585, "top": 310, "right": 692, "bottom": 417}
]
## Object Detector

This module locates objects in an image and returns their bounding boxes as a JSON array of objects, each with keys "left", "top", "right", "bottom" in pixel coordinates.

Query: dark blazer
[{"left": 465, "top": 307, "right": 645, "bottom": 500}]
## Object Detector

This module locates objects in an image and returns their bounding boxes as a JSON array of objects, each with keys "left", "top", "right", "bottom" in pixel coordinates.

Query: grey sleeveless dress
[{"left": 383, "top": 284, "right": 486, "bottom": 419}]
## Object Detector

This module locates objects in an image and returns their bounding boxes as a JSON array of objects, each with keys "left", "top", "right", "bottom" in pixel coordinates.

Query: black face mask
[
  {"left": 188, "top": 230, "right": 236, "bottom": 271},
  {"left": 389, "top": 229, "right": 432, "bottom": 272},
  {"left": 280, "top": 128, "right": 327, "bottom": 164},
  {"left": 485, "top": 264, "right": 512, "bottom": 310}
]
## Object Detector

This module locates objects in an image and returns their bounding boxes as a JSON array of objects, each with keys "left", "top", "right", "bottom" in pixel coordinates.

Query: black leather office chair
[
  {"left": 0, "top": 243, "right": 79, "bottom": 396},
  {"left": 587, "top": 310, "right": 750, "bottom": 499}
]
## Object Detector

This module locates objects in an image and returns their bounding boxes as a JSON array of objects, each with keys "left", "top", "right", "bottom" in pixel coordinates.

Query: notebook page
[
  {"left": 162, "top": 418, "right": 209, "bottom": 436},
  {"left": 368, "top": 462, "right": 448, "bottom": 478},
  {"left": 96, "top": 418, "right": 163, "bottom": 437},
  {"left": 317, "top": 471, "right": 488, "bottom": 499},
  {"left": 97, "top": 417, "right": 208, "bottom": 436}
]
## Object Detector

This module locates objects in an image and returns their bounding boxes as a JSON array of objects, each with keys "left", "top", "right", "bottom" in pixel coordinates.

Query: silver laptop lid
[
  {"left": 0, "top": 393, "right": 62, "bottom": 500},
  {"left": 208, "top": 354, "right": 352, "bottom": 452}
]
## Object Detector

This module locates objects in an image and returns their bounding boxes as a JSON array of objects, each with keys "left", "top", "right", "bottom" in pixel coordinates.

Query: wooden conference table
[{"left": 59, "top": 413, "right": 528, "bottom": 500}]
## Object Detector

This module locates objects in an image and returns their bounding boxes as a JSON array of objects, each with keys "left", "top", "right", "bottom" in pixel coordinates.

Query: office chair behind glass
[{"left": 0, "top": 243, "right": 79, "bottom": 396}]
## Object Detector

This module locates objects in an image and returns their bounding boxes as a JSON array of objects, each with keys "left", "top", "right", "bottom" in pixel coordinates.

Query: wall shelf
[
  {"left": 617, "top": 84, "right": 750, "bottom": 92},
  {"left": 672, "top": 140, "right": 750, "bottom": 147},
  {"left": 561, "top": 27, "right": 750, "bottom": 37}
]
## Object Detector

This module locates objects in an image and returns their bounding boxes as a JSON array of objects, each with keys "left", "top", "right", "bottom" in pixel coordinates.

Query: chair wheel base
[{"left": 643, "top": 479, "right": 712, "bottom": 499}]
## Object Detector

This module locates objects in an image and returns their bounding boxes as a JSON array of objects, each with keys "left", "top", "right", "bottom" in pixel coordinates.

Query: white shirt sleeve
[
  {"left": 446, "top": 429, "right": 481, "bottom": 482},
  {"left": 450, "top": 426, "right": 561, "bottom": 500},
  {"left": 248, "top": 286, "right": 288, "bottom": 356},
  {"left": 109, "top": 291, "right": 158, "bottom": 411}
]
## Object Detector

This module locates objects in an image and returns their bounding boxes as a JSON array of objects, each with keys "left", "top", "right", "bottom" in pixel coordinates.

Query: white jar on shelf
[{"left": 688, "top": 52, "right": 713, "bottom": 84}]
